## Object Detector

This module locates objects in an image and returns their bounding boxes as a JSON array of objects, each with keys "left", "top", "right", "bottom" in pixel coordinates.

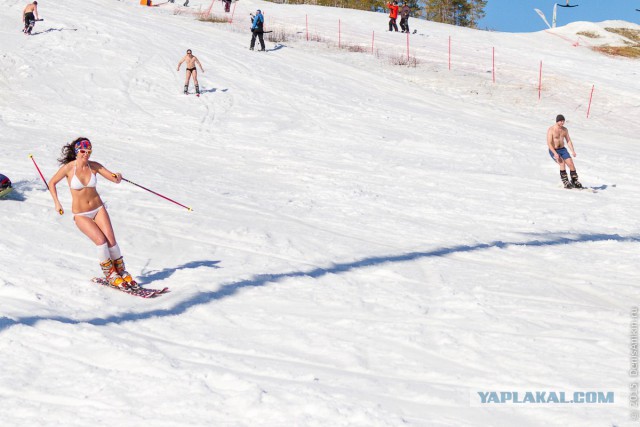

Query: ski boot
[
  {"left": 195, "top": 84, "right": 200, "bottom": 97},
  {"left": 113, "top": 256, "right": 135, "bottom": 286},
  {"left": 560, "top": 171, "right": 573, "bottom": 189},
  {"left": 100, "top": 259, "right": 125, "bottom": 288},
  {"left": 570, "top": 171, "right": 583, "bottom": 189},
  {"left": 184, "top": 84, "right": 188, "bottom": 95}
]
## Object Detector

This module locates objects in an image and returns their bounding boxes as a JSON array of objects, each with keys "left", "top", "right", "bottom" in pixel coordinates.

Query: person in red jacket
[{"left": 386, "top": 0, "right": 399, "bottom": 32}]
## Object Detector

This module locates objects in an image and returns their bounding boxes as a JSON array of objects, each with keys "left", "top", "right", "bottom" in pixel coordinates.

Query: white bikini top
[{"left": 69, "top": 162, "right": 97, "bottom": 190}]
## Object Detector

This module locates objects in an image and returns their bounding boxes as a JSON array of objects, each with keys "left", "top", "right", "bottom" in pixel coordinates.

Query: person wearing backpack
[
  {"left": 250, "top": 9, "right": 265, "bottom": 51},
  {"left": 399, "top": 2, "right": 411, "bottom": 33}
]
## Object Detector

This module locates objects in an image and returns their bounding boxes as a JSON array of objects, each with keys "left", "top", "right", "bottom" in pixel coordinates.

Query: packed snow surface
[{"left": 1, "top": 0, "right": 639, "bottom": 425}]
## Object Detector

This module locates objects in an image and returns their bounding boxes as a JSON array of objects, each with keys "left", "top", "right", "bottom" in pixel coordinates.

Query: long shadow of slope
[
  {"left": 136, "top": 260, "right": 221, "bottom": 285},
  {"left": 1, "top": 233, "right": 638, "bottom": 332}
]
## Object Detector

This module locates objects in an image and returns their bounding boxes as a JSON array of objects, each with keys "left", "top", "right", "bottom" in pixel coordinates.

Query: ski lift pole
[{"left": 115, "top": 175, "right": 193, "bottom": 211}]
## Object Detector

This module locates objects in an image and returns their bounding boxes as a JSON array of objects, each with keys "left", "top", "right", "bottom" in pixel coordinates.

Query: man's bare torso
[
  {"left": 183, "top": 55, "right": 198, "bottom": 69},
  {"left": 548, "top": 124, "right": 567, "bottom": 149}
]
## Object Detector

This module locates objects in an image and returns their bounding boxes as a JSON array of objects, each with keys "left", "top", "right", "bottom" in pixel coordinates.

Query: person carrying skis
[
  {"left": 386, "top": 1, "right": 399, "bottom": 32},
  {"left": 399, "top": 2, "right": 410, "bottom": 33},
  {"left": 547, "top": 114, "right": 583, "bottom": 188},
  {"left": 177, "top": 49, "right": 204, "bottom": 95},
  {"left": 48, "top": 137, "right": 135, "bottom": 288},
  {"left": 250, "top": 9, "right": 265, "bottom": 51},
  {"left": 22, "top": 1, "right": 39, "bottom": 35}
]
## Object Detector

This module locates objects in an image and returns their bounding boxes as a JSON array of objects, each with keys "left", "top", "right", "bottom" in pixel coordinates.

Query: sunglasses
[
  {"left": 78, "top": 149, "right": 92, "bottom": 154},
  {"left": 187, "top": 51, "right": 192, "bottom": 54}
]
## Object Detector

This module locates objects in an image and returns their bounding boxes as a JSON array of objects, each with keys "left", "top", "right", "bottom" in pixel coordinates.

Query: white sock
[
  {"left": 97, "top": 243, "right": 110, "bottom": 263},
  {"left": 108, "top": 243, "right": 122, "bottom": 260}
]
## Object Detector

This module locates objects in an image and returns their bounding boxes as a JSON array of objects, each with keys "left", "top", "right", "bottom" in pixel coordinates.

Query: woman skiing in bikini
[{"left": 48, "top": 137, "right": 134, "bottom": 288}]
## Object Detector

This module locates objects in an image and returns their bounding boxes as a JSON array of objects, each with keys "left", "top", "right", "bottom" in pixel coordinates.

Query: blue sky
[{"left": 478, "top": 0, "right": 640, "bottom": 33}]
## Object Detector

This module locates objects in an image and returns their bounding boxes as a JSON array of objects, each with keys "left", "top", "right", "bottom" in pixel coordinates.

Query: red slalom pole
[
  {"left": 538, "top": 60, "right": 543, "bottom": 100},
  {"left": 371, "top": 30, "right": 375, "bottom": 54},
  {"left": 448, "top": 36, "right": 451, "bottom": 70},
  {"left": 230, "top": 1, "right": 237, "bottom": 23},
  {"left": 338, "top": 19, "right": 341, "bottom": 49},
  {"left": 586, "top": 85, "right": 595, "bottom": 118},
  {"left": 492, "top": 47, "right": 495, "bottom": 83},
  {"left": 116, "top": 175, "right": 193, "bottom": 211},
  {"left": 406, "top": 31, "right": 410, "bottom": 61},
  {"left": 29, "top": 154, "right": 62, "bottom": 215}
]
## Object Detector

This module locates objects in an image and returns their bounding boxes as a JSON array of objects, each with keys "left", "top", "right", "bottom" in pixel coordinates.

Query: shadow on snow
[{"left": 1, "top": 232, "right": 638, "bottom": 332}]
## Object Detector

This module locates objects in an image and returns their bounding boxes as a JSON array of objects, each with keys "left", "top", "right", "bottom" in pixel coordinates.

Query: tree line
[{"left": 267, "top": 0, "right": 488, "bottom": 29}]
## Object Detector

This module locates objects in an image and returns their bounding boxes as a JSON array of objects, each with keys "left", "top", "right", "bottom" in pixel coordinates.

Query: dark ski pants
[
  {"left": 400, "top": 18, "right": 409, "bottom": 33},
  {"left": 250, "top": 30, "right": 265, "bottom": 51},
  {"left": 389, "top": 18, "right": 398, "bottom": 32},
  {"left": 24, "top": 12, "right": 35, "bottom": 33}
]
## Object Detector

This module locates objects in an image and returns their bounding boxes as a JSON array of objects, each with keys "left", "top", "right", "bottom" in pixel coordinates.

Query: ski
[
  {"left": 91, "top": 277, "right": 169, "bottom": 298},
  {"left": 558, "top": 184, "right": 597, "bottom": 193}
]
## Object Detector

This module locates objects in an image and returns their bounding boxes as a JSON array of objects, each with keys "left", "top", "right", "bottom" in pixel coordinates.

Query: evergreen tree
[{"left": 424, "top": 0, "right": 486, "bottom": 28}]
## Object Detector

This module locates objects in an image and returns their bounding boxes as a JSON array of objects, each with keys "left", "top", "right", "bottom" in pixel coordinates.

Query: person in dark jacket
[
  {"left": 386, "top": 1, "right": 399, "bottom": 32},
  {"left": 399, "top": 2, "right": 410, "bottom": 33},
  {"left": 250, "top": 9, "right": 265, "bottom": 51}
]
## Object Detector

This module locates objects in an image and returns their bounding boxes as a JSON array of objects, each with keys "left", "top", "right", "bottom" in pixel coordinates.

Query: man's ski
[
  {"left": 557, "top": 184, "right": 597, "bottom": 193},
  {"left": 91, "top": 277, "right": 169, "bottom": 298}
]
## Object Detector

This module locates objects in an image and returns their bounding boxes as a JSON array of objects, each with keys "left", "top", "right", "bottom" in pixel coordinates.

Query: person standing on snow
[
  {"left": 399, "top": 2, "right": 411, "bottom": 33},
  {"left": 22, "top": 1, "right": 39, "bottom": 35},
  {"left": 48, "top": 137, "right": 135, "bottom": 288},
  {"left": 250, "top": 9, "right": 266, "bottom": 51},
  {"left": 177, "top": 49, "right": 205, "bottom": 96},
  {"left": 547, "top": 114, "right": 583, "bottom": 189},
  {"left": 386, "top": 1, "right": 399, "bottom": 32}
]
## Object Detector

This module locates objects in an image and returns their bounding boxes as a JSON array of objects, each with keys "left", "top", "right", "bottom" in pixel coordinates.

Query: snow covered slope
[{"left": 1, "top": 0, "right": 639, "bottom": 425}]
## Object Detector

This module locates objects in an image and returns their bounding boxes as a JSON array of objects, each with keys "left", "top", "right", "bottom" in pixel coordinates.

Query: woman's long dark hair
[{"left": 58, "top": 137, "right": 90, "bottom": 165}]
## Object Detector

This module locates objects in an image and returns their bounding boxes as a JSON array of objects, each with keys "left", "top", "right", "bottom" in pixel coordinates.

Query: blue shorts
[{"left": 549, "top": 147, "right": 571, "bottom": 161}]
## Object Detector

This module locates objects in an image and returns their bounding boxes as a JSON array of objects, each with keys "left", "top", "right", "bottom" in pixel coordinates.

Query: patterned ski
[{"left": 91, "top": 278, "right": 169, "bottom": 298}]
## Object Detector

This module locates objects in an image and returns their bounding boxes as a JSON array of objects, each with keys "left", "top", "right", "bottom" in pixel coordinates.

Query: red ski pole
[
  {"left": 115, "top": 175, "right": 193, "bottom": 211},
  {"left": 29, "top": 154, "right": 48, "bottom": 189},
  {"left": 29, "top": 154, "right": 63, "bottom": 215}
]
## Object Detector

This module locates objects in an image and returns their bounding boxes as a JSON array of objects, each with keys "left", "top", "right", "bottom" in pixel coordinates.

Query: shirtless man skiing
[
  {"left": 547, "top": 114, "right": 583, "bottom": 188},
  {"left": 22, "top": 1, "right": 39, "bottom": 35},
  {"left": 177, "top": 49, "right": 204, "bottom": 96}
]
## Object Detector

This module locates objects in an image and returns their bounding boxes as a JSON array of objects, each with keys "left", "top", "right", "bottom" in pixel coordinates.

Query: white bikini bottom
[{"left": 74, "top": 204, "right": 104, "bottom": 220}]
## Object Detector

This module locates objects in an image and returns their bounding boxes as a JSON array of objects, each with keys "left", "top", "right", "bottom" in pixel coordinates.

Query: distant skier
[
  {"left": 177, "top": 49, "right": 204, "bottom": 96},
  {"left": 22, "top": 1, "right": 39, "bottom": 35},
  {"left": 399, "top": 2, "right": 410, "bottom": 33},
  {"left": 386, "top": 1, "right": 399, "bottom": 32},
  {"left": 250, "top": 9, "right": 265, "bottom": 51},
  {"left": 48, "top": 137, "right": 135, "bottom": 288},
  {"left": 547, "top": 114, "right": 583, "bottom": 189}
]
